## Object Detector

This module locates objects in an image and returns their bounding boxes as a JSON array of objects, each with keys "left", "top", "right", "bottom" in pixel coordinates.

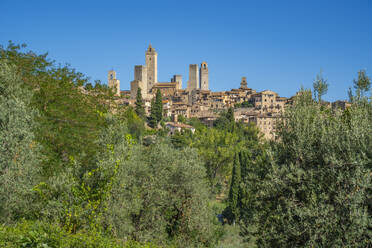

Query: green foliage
[
  {"left": 169, "top": 110, "right": 261, "bottom": 194},
  {"left": 0, "top": 220, "right": 162, "bottom": 248},
  {"left": 148, "top": 99, "right": 157, "bottom": 128},
  {"left": 213, "top": 107, "right": 235, "bottom": 132},
  {"left": 32, "top": 113, "right": 131, "bottom": 233},
  {"left": 119, "top": 107, "right": 145, "bottom": 141},
  {"left": 234, "top": 101, "right": 254, "bottom": 109},
  {"left": 312, "top": 70, "right": 329, "bottom": 102},
  {"left": 193, "top": 128, "right": 240, "bottom": 192},
  {"left": 217, "top": 224, "right": 253, "bottom": 248},
  {"left": 135, "top": 87, "right": 146, "bottom": 119},
  {"left": 242, "top": 90, "right": 372, "bottom": 247},
  {"left": 170, "top": 130, "right": 193, "bottom": 149},
  {"left": 148, "top": 90, "right": 163, "bottom": 128},
  {"left": 227, "top": 153, "right": 241, "bottom": 223},
  {"left": 104, "top": 142, "right": 219, "bottom": 247},
  {"left": 155, "top": 89, "right": 163, "bottom": 123},
  {"left": 350, "top": 69, "right": 371, "bottom": 100},
  {"left": 178, "top": 114, "right": 186, "bottom": 123},
  {"left": 0, "top": 41, "right": 111, "bottom": 177},
  {"left": 0, "top": 61, "right": 41, "bottom": 223}
]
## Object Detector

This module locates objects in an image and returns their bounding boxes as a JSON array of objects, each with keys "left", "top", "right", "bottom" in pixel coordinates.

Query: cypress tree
[
  {"left": 226, "top": 107, "right": 234, "bottom": 123},
  {"left": 155, "top": 89, "right": 163, "bottom": 123},
  {"left": 228, "top": 152, "right": 241, "bottom": 224},
  {"left": 149, "top": 98, "right": 157, "bottom": 128},
  {"left": 135, "top": 87, "right": 145, "bottom": 119}
]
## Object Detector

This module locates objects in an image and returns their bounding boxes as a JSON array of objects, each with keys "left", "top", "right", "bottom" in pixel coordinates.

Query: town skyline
[{"left": 1, "top": 0, "right": 371, "bottom": 101}]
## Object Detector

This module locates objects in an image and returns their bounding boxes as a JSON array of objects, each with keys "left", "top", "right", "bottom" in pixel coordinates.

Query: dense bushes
[
  {"left": 104, "top": 143, "right": 218, "bottom": 246},
  {"left": 0, "top": 221, "right": 161, "bottom": 248},
  {"left": 0, "top": 43, "right": 219, "bottom": 247},
  {"left": 2, "top": 41, "right": 371, "bottom": 247},
  {"left": 240, "top": 91, "right": 372, "bottom": 247},
  {"left": 0, "top": 61, "right": 41, "bottom": 223}
]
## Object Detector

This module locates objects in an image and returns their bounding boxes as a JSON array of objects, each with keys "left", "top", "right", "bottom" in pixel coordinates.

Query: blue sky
[{"left": 1, "top": 0, "right": 371, "bottom": 101}]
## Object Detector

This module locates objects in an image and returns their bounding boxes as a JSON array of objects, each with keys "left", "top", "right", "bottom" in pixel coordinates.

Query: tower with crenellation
[{"left": 145, "top": 44, "right": 157, "bottom": 93}]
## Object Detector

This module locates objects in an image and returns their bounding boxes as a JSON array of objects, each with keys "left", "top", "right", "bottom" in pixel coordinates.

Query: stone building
[
  {"left": 171, "top": 75, "right": 182, "bottom": 90},
  {"left": 108, "top": 44, "right": 296, "bottom": 140},
  {"left": 130, "top": 65, "right": 148, "bottom": 99},
  {"left": 251, "top": 90, "right": 285, "bottom": 113},
  {"left": 108, "top": 70, "right": 120, "bottom": 96}
]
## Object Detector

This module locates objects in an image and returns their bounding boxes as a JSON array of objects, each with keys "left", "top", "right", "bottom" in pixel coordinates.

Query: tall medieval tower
[
  {"left": 240, "top": 76, "right": 248, "bottom": 89},
  {"left": 145, "top": 44, "right": 157, "bottom": 93},
  {"left": 187, "top": 64, "right": 199, "bottom": 91},
  {"left": 199, "top": 62, "right": 209, "bottom": 90},
  {"left": 108, "top": 70, "right": 120, "bottom": 96}
]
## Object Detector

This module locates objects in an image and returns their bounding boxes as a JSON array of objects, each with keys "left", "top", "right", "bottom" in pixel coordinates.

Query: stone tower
[
  {"left": 240, "top": 76, "right": 248, "bottom": 89},
  {"left": 171, "top": 75, "right": 182, "bottom": 90},
  {"left": 145, "top": 44, "right": 157, "bottom": 93},
  {"left": 130, "top": 65, "right": 148, "bottom": 99},
  {"left": 108, "top": 70, "right": 120, "bottom": 96},
  {"left": 199, "top": 62, "right": 209, "bottom": 90},
  {"left": 187, "top": 64, "right": 199, "bottom": 91}
]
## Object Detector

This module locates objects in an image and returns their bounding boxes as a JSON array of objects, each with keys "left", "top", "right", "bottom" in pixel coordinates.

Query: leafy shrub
[
  {"left": 0, "top": 220, "right": 161, "bottom": 248},
  {"left": 242, "top": 91, "right": 372, "bottom": 247}
]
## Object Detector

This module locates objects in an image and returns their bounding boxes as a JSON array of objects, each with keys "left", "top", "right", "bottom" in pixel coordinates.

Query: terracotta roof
[{"left": 154, "top": 82, "right": 177, "bottom": 88}]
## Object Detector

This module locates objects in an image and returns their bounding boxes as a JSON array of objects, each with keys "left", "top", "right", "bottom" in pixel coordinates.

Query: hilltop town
[{"left": 107, "top": 44, "right": 348, "bottom": 139}]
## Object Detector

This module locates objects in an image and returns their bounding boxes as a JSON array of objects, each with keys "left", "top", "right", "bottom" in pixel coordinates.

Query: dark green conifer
[
  {"left": 135, "top": 87, "right": 145, "bottom": 119},
  {"left": 155, "top": 89, "right": 163, "bottom": 123},
  {"left": 149, "top": 98, "right": 157, "bottom": 128}
]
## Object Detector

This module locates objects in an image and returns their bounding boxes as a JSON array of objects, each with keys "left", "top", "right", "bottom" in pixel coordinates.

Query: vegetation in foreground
[{"left": 0, "top": 42, "right": 371, "bottom": 247}]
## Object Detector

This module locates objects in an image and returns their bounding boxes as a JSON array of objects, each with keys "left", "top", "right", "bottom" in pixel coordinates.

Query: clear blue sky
[{"left": 1, "top": 0, "right": 371, "bottom": 101}]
